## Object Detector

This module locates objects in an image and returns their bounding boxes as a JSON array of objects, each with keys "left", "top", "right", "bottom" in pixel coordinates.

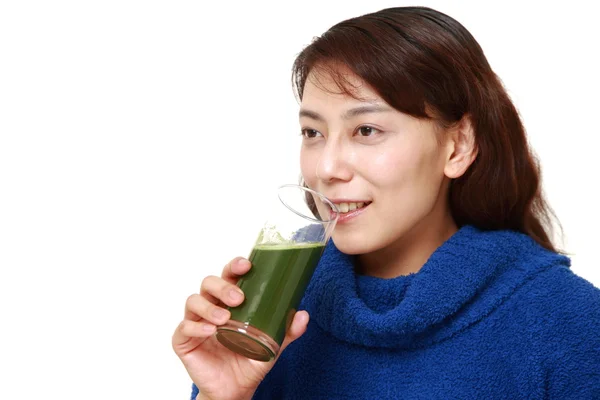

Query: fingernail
[
  {"left": 212, "top": 308, "right": 228, "bottom": 320},
  {"left": 229, "top": 289, "right": 244, "bottom": 302},
  {"left": 202, "top": 324, "right": 215, "bottom": 332}
]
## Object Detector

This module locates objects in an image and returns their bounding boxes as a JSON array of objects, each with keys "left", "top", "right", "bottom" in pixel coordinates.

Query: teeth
[{"left": 335, "top": 202, "right": 369, "bottom": 213}]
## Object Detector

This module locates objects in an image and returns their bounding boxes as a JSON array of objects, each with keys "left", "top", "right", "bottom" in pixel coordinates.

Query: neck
[{"left": 356, "top": 203, "right": 457, "bottom": 279}]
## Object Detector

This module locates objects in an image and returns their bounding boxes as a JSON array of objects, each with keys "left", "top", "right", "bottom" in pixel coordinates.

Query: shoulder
[
  {"left": 524, "top": 263, "right": 600, "bottom": 322},
  {"left": 494, "top": 231, "right": 600, "bottom": 334},
  {"left": 518, "top": 262, "right": 600, "bottom": 338},
  {"left": 520, "top": 264, "right": 600, "bottom": 397}
]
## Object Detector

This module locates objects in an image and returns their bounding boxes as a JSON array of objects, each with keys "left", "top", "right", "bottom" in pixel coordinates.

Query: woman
[{"left": 173, "top": 6, "right": 600, "bottom": 399}]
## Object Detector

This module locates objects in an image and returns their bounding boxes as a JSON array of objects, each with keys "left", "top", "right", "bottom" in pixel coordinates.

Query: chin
[{"left": 330, "top": 231, "right": 385, "bottom": 255}]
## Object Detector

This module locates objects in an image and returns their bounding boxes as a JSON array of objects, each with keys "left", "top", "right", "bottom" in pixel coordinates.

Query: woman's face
[{"left": 300, "top": 70, "right": 454, "bottom": 255}]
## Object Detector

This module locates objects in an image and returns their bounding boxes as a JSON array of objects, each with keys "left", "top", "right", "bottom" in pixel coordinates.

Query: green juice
[{"left": 216, "top": 242, "right": 325, "bottom": 360}]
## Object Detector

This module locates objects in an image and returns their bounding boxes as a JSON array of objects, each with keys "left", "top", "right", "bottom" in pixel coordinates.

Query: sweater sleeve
[{"left": 542, "top": 269, "right": 600, "bottom": 399}]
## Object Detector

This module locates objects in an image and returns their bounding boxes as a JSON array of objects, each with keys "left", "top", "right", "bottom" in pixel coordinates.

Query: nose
[{"left": 315, "top": 137, "right": 353, "bottom": 183}]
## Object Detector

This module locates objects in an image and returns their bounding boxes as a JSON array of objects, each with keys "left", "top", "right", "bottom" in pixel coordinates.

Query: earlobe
[{"left": 444, "top": 115, "right": 478, "bottom": 179}]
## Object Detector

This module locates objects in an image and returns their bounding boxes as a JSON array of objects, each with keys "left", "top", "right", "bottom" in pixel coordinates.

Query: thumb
[{"left": 277, "top": 310, "right": 310, "bottom": 356}]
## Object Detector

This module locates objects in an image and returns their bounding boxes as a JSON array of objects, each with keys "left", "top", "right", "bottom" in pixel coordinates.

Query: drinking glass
[{"left": 215, "top": 184, "right": 339, "bottom": 361}]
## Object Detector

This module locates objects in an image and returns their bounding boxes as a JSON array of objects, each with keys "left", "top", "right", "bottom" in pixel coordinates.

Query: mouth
[
  {"left": 327, "top": 201, "right": 371, "bottom": 214},
  {"left": 321, "top": 199, "right": 372, "bottom": 223}
]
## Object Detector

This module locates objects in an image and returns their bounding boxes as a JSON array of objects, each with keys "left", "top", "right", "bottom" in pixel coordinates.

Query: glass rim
[{"left": 277, "top": 184, "right": 339, "bottom": 224}]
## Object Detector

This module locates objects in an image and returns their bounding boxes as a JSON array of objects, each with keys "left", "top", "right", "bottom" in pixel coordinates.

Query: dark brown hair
[{"left": 295, "top": 6, "right": 561, "bottom": 252}]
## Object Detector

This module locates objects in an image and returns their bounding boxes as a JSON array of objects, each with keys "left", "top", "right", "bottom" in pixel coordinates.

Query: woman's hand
[{"left": 172, "top": 257, "right": 310, "bottom": 400}]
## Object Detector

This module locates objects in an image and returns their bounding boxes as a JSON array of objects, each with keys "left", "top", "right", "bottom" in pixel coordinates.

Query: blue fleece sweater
[{"left": 192, "top": 226, "right": 600, "bottom": 399}]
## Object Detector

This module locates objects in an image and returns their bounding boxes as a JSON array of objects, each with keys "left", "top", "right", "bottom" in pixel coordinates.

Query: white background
[{"left": 1, "top": 1, "right": 598, "bottom": 399}]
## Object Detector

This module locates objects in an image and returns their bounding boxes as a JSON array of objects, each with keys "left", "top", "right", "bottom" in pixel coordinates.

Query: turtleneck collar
[{"left": 301, "top": 225, "right": 570, "bottom": 349}]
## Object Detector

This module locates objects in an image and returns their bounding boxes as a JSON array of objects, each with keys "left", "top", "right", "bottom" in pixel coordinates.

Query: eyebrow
[{"left": 299, "top": 104, "right": 393, "bottom": 122}]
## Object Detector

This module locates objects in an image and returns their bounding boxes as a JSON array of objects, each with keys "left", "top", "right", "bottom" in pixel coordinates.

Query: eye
[
  {"left": 356, "top": 126, "right": 381, "bottom": 137},
  {"left": 301, "top": 129, "right": 323, "bottom": 139}
]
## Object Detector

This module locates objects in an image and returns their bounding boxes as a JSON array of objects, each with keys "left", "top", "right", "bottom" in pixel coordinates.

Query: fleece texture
[{"left": 193, "top": 226, "right": 600, "bottom": 399}]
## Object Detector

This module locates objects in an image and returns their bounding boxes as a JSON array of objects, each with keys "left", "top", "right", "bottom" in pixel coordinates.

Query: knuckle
[
  {"left": 185, "top": 293, "right": 198, "bottom": 308},
  {"left": 201, "top": 275, "right": 218, "bottom": 289},
  {"left": 179, "top": 320, "right": 191, "bottom": 334}
]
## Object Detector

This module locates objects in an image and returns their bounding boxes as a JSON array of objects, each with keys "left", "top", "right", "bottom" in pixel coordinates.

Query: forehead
[{"left": 302, "top": 67, "right": 383, "bottom": 107}]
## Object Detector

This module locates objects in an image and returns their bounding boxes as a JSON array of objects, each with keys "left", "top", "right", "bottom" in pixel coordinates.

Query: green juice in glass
[{"left": 215, "top": 242, "right": 325, "bottom": 361}]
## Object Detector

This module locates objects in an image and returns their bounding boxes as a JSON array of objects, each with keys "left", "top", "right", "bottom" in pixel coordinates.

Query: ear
[{"left": 444, "top": 115, "right": 478, "bottom": 179}]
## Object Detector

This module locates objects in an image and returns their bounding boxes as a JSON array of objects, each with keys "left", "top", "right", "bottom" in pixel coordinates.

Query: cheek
[
  {"left": 300, "top": 147, "right": 318, "bottom": 186},
  {"left": 364, "top": 139, "right": 444, "bottom": 190},
  {"left": 362, "top": 146, "right": 420, "bottom": 184}
]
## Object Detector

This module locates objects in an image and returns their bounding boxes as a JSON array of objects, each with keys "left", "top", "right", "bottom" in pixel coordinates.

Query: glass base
[{"left": 215, "top": 320, "right": 280, "bottom": 362}]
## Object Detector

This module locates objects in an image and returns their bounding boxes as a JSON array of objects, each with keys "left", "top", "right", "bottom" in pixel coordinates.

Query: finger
[
  {"left": 200, "top": 275, "right": 245, "bottom": 307},
  {"left": 184, "top": 293, "right": 231, "bottom": 326},
  {"left": 277, "top": 311, "right": 310, "bottom": 356},
  {"left": 172, "top": 319, "right": 217, "bottom": 349},
  {"left": 221, "top": 257, "right": 252, "bottom": 285}
]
